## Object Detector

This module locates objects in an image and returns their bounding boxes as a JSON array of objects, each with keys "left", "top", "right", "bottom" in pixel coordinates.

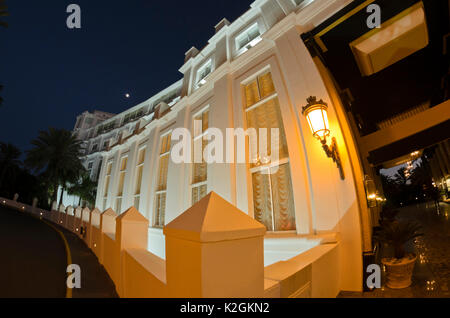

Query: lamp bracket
[
  {"left": 302, "top": 96, "right": 328, "bottom": 114},
  {"left": 321, "top": 137, "right": 345, "bottom": 180}
]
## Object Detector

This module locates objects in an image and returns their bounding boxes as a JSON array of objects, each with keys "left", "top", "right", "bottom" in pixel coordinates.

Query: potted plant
[{"left": 374, "top": 219, "right": 423, "bottom": 289}]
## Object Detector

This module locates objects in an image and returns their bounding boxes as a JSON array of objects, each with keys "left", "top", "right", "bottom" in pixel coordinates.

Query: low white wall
[
  {"left": 264, "top": 244, "right": 340, "bottom": 298},
  {"left": 147, "top": 228, "right": 166, "bottom": 259},
  {"left": 1, "top": 197, "right": 343, "bottom": 298}
]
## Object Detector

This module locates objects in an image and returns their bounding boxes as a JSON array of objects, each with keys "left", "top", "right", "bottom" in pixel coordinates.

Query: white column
[
  {"left": 122, "top": 140, "right": 138, "bottom": 213},
  {"left": 139, "top": 128, "right": 158, "bottom": 221},
  {"left": 165, "top": 107, "right": 189, "bottom": 224},
  {"left": 208, "top": 74, "right": 236, "bottom": 206},
  {"left": 272, "top": 25, "right": 363, "bottom": 291}
]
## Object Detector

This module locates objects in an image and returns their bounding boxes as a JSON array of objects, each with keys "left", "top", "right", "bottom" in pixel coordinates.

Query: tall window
[
  {"left": 133, "top": 147, "right": 146, "bottom": 211},
  {"left": 103, "top": 162, "right": 113, "bottom": 210},
  {"left": 191, "top": 108, "right": 209, "bottom": 205},
  {"left": 196, "top": 59, "right": 212, "bottom": 88},
  {"left": 154, "top": 133, "right": 171, "bottom": 227},
  {"left": 235, "top": 23, "right": 261, "bottom": 52},
  {"left": 243, "top": 71, "right": 296, "bottom": 232},
  {"left": 115, "top": 156, "right": 128, "bottom": 213}
]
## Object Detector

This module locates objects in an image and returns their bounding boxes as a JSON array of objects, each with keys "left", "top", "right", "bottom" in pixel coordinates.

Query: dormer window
[
  {"left": 235, "top": 23, "right": 261, "bottom": 55},
  {"left": 195, "top": 59, "right": 212, "bottom": 88}
]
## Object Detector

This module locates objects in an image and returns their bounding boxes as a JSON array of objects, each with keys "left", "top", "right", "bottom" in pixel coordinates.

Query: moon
[{"left": 125, "top": 93, "right": 130, "bottom": 98}]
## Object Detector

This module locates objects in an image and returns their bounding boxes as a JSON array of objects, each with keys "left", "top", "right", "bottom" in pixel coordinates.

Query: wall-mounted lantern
[
  {"left": 302, "top": 96, "right": 344, "bottom": 180},
  {"left": 364, "top": 175, "right": 377, "bottom": 208}
]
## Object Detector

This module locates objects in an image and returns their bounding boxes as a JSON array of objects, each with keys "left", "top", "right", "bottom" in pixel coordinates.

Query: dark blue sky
[{"left": 0, "top": 0, "right": 252, "bottom": 153}]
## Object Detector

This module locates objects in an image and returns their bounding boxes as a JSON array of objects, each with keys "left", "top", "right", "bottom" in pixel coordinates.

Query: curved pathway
[{"left": 0, "top": 206, "right": 117, "bottom": 298}]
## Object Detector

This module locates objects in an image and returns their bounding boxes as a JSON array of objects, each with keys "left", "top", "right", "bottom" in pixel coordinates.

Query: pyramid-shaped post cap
[
  {"left": 74, "top": 207, "right": 83, "bottom": 217},
  {"left": 66, "top": 206, "right": 74, "bottom": 215},
  {"left": 82, "top": 207, "right": 91, "bottom": 220},
  {"left": 101, "top": 208, "right": 117, "bottom": 217},
  {"left": 117, "top": 206, "right": 149, "bottom": 223},
  {"left": 90, "top": 208, "right": 101, "bottom": 216},
  {"left": 164, "top": 192, "right": 266, "bottom": 243}
]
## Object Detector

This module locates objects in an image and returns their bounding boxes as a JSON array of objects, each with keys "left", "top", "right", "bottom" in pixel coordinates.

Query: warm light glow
[{"left": 304, "top": 104, "right": 330, "bottom": 140}]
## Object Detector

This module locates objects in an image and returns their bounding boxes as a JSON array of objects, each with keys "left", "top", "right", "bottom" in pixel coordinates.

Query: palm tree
[
  {"left": 394, "top": 167, "right": 409, "bottom": 186},
  {"left": 25, "top": 128, "right": 85, "bottom": 205},
  {"left": 0, "top": 1, "right": 8, "bottom": 108},
  {"left": 0, "top": 142, "right": 22, "bottom": 189},
  {"left": 68, "top": 173, "right": 97, "bottom": 208}
]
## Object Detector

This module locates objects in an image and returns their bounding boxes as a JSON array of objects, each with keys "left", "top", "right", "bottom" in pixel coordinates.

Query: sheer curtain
[{"left": 244, "top": 72, "right": 296, "bottom": 231}]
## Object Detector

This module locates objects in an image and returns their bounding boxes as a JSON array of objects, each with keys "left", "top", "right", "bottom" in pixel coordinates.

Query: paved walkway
[
  {"left": 340, "top": 201, "right": 450, "bottom": 298},
  {"left": 0, "top": 206, "right": 117, "bottom": 298}
]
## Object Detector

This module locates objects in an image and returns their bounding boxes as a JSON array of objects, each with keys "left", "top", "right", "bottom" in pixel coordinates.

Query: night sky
[{"left": 0, "top": 0, "right": 253, "bottom": 153}]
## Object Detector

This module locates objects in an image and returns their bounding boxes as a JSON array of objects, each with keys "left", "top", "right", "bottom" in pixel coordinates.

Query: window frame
[
  {"left": 133, "top": 145, "right": 147, "bottom": 211},
  {"left": 103, "top": 161, "right": 113, "bottom": 210},
  {"left": 153, "top": 130, "right": 172, "bottom": 228},
  {"left": 115, "top": 155, "right": 128, "bottom": 213},
  {"left": 195, "top": 59, "right": 213, "bottom": 89},
  {"left": 190, "top": 106, "right": 210, "bottom": 205},
  {"left": 234, "top": 22, "right": 262, "bottom": 57},
  {"left": 241, "top": 71, "right": 296, "bottom": 232}
]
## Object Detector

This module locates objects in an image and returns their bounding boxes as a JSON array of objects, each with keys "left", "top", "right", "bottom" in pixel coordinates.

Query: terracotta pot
[{"left": 382, "top": 254, "right": 417, "bottom": 289}]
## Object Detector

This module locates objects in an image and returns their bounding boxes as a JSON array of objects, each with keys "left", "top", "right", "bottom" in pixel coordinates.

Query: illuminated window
[
  {"left": 191, "top": 108, "right": 209, "bottom": 205},
  {"left": 195, "top": 59, "right": 212, "bottom": 88},
  {"left": 103, "top": 162, "right": 113, "bottom": 210},
  {"left": 133, "top": 147, "right": 146, "bottom": 211},
  {"left": 115, "top": 156, "right": 128, "bottom": 213},
  {"left": 243, "top": 72, "right": 296, "bottom": 232},
  {"left": 154, "top": 133, "right": 171, "bottom": 227},
  {"left": 235, "top": 23, "right": 261, "bottom": 55}
]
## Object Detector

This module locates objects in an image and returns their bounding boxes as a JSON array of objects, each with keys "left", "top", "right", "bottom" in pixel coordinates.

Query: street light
[{"left": 302, "top": 96, "right": 344, "bottom": 179}]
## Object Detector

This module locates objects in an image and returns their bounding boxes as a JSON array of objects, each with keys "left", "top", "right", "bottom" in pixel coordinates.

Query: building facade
[{"left": 90, "top": 0, "right": 371, "bottom": 293}]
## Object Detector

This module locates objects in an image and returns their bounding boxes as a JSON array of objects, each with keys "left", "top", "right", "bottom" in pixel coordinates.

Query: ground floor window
[
  {"left": 243, "top": 71, "right": 296, "bottom": 231},
  {"left": 191, "top": 108, "right": 209, "bottom": 205},
  {"left": 154, "top": 133, "right": 171, "bottom": 227},
  {"left": 251, "top": 162, "right": 296, "bottom": 231}
]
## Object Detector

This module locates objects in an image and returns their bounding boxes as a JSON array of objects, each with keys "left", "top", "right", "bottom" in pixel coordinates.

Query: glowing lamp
[
  {"left": 302, "top": 96, "right": 344, "bottom": 179},
  {"left": 303, "top": 99, "right": 330, "bottom": 140}
]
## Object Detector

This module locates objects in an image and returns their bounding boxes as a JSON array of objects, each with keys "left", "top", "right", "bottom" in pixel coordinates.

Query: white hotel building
[{"left": 70, "top": 0, "right": 445, "bottom": 295}]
